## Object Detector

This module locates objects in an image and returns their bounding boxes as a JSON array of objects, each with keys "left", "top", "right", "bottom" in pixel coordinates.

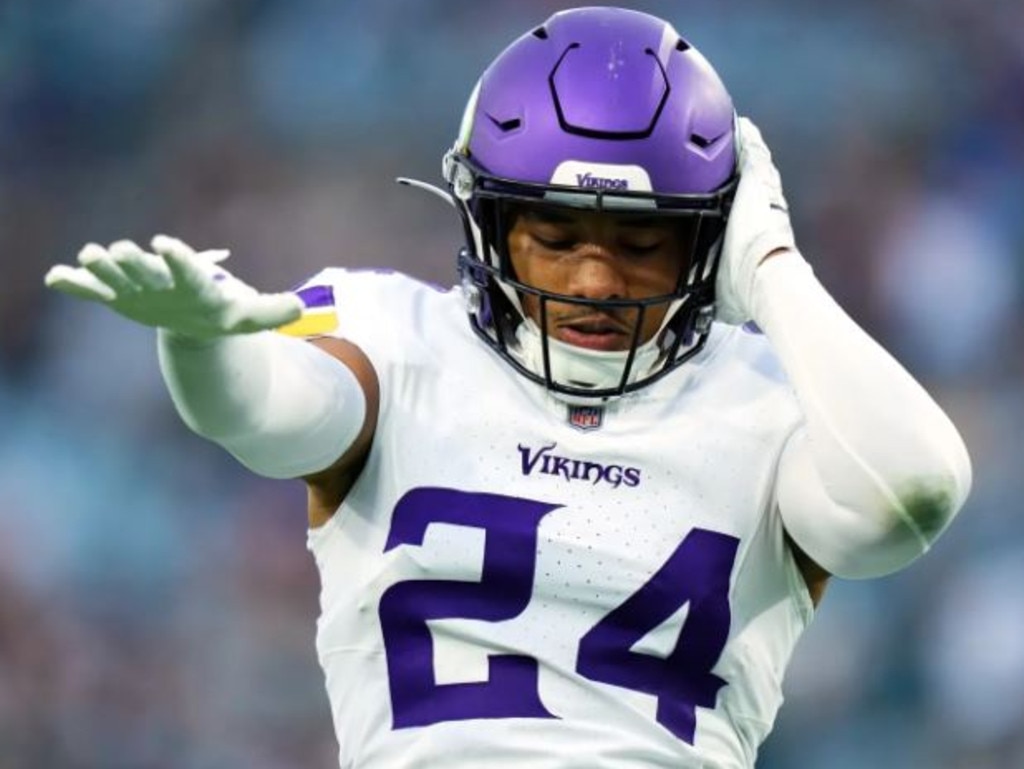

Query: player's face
[{"left": 507, "top": 205, "right": 689, "bottom": 351}]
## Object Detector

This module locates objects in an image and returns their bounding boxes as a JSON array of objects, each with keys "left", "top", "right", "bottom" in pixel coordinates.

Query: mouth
[{"left": 554, "top": 315, "right": 632, "bottom": 352}]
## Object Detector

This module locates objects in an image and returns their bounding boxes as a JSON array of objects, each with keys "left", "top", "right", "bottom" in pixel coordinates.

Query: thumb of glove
[{"left": 245, "top": 292, "right": 304, "bottom": 331}]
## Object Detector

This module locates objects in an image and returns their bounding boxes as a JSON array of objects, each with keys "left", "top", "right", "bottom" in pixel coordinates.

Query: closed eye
[
  {"left": 621, "top": 241, "right": 665, "bottom": 256},
  {"left": 532, "top": 233, "right": 577, "bottom": 251}
]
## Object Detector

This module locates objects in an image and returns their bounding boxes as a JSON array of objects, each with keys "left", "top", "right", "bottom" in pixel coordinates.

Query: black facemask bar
[{"left": 448, "top": 153, "right": 737, "bottom": 399}]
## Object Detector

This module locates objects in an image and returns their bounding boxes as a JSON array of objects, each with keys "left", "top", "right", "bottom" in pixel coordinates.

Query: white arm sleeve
[
  {"left": 752, "top": 252, "right": 972, "bottom": 579},
  {"left": 157, "top": 329, "right": 366, "bottom": 479}
]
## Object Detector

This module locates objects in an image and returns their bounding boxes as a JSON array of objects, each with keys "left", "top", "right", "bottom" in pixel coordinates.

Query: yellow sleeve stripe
[{"left": 276, "top": 309, "right": 339, "bottom": 338}]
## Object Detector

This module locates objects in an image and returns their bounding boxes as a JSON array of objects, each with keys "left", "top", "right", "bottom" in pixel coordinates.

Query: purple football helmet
[{"left": 444, "top": 6, "right": 737, "bottom": 400}]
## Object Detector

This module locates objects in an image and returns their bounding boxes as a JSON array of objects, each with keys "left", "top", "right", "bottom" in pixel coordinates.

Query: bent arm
[
  {"left": 158, "top": 329, "right": 378, "bottom": 480},
  {"left": 754, "top": 252, "right": 972, "bottom": 579}
]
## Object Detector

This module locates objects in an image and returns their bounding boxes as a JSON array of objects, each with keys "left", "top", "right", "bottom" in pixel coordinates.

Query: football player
[{"left": 45, "top": 7, "right": 971, "bottom": 768}]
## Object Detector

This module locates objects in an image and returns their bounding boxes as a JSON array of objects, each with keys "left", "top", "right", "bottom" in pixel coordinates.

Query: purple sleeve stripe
[{"left": 296, "top": 285, "right": 335, "bottom": 309}]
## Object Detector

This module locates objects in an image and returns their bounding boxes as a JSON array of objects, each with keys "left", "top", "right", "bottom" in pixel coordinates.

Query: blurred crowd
[{"left": 0, "top": 1, "right": 1022, "bottom": 767}]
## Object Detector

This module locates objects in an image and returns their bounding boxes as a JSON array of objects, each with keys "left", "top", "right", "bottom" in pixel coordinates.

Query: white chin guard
[{"left": 511, "top": 320, "right": 663, "bottom": 404}]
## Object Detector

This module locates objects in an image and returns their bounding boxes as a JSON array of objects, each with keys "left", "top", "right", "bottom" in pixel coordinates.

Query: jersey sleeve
[{"left": 277, "top": 266, "right": 454, "bottom": 389}]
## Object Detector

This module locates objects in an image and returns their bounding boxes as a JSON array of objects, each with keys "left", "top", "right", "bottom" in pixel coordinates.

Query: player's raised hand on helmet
[
  {"left": 715, "top": 117, "right": 800, "bottom": 325},
  {"left": 44, "top": 235, "right": 303, "bottom": 340}
]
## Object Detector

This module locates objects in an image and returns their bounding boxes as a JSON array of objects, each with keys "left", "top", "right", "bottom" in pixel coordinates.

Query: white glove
[
  {"left": 44, "top": 235, "right": 303, "bottom": 340},
  {"left": 715, "top": 116, "right": 800, "bottom": 325}
]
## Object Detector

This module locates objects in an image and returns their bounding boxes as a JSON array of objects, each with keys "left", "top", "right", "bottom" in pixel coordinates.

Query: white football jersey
[{"left": 295, "top": 268, "right": 813, "bottom": 769}]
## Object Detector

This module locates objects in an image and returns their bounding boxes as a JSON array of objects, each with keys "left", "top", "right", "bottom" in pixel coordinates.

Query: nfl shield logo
[{"left": 567, "top": 405, "right": 604, "bottom": 432}]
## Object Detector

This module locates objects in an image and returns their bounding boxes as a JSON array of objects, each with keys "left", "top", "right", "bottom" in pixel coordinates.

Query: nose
[{"left": 564, "top": 247, "right": 627, "bottom": 301}]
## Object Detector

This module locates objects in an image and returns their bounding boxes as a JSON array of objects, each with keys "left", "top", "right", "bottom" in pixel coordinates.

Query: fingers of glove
[
  {"left": 152, "top": 234, "right": 230, "bottom": 264},
  {"left": 199, "top": 248, "right": 231, "bottom": 263},
  {"left": 736, "top": 117, "right": 773, "bottom": 165},
  {"left": 109, "top": 240, "right": 174, "bottom": 291},
  {"left": 152, "top": 235, "right": 235, "bottom": 298},
  {"left": 736, "top": 118, "right": 785, "bottom": 202},
  {"left": 44, "top": 264, "right": 117, "bottom": 302},
  {"left": 153, "top": 235, "right": 221, "bottom": 295},
  {"left": 77, "top": 243, "right": 140, "bottom": 296}
]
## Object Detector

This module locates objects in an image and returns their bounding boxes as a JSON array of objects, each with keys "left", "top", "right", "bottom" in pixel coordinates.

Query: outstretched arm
[
  {"left": 718, "top": 119, "right": 972, "bottom": 579},
  {"left": 45, "top": 236, "right": 377, "bottom": 481}
]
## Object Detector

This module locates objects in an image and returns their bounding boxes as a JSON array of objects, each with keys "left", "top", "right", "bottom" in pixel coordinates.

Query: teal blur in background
[{"left": 1, "top": 1, "right": 1022, "bottom": 767}]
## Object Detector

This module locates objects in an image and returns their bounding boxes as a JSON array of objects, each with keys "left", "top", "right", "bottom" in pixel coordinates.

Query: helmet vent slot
[
  {"left": 532, "top": 26, "right": 549, "bottom": 40},
  {"left": 488, "top": 115, "right": 523, "bottom": 133},
  {"left": 676, "top": 38, "right": 691, "bottom": 52},
  {"left": 690, "top": 133, "right": 712, "bottom": 148}
]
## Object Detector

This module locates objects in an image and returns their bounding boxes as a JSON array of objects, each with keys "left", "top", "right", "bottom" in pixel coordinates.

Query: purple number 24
[{"left": 378, "top": 487, "right": 739, "bottom": 744}]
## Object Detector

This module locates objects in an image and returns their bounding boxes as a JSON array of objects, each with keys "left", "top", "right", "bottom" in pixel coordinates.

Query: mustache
[{"left": 551, "top": 309, "right": 635, "bottom": 334}]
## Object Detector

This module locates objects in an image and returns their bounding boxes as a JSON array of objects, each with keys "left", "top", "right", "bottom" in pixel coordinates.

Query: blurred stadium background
[{"left": 1, "top": 1, "right": 1022, "bottom": 767}]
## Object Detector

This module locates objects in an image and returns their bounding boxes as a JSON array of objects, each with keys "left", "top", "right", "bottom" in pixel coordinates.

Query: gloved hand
[
  {"left": 715, "top": 116, "right": 800, "bottom": 325},
  {"left": 44, "top": 235, "right": 303, "bottom": 340}
]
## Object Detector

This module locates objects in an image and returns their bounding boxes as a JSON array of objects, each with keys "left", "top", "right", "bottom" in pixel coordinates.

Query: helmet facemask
[
  {"left": 438, "top": 6, "right": 738, "bottom": 402},
  {"left": 448, "top": 152, "right": 735, "bottom": 402}
]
